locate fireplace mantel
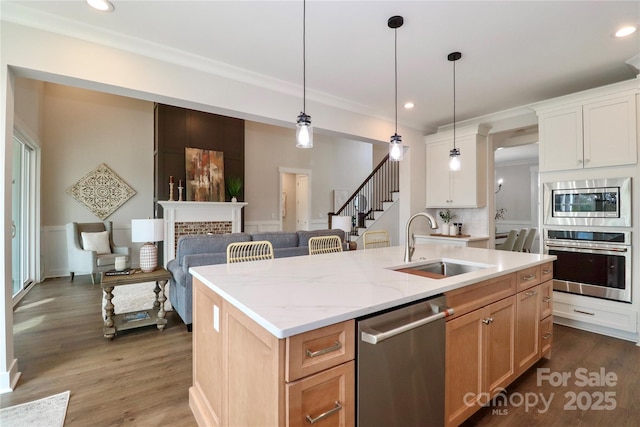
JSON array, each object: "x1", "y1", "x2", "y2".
[{"x1": 159, "y1": 201, "x2": 247, "y2": 264}]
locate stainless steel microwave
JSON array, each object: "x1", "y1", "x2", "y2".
[{"x1": 543, "y1": 177, "x2": 631, "y2": 227}]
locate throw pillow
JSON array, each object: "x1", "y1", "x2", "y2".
[{"x1": 81, "y1": 231, "x2": 112, "y2": 254}]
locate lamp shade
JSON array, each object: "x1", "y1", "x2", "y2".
[
  {"x1": 332, "y1": 216, "x2": 352, "y2": 234},
  {"x1": 131, "y1": 218, "x2": 164, "y2": 243}
]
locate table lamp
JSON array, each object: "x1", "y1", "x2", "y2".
[
  {"x1": 131, "y1": 218, "x2": 164, "y2": 272},
  {"x1": 332, "y1": 216, "x2": 352, "y2": 248}
]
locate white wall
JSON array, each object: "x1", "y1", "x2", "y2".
[
  {"x1": 14, "y1": 78, "x2": 44, "y2": 144},
  {"x1": 39, "y1": 83, "x2": 154, "y2": 277},
  {"x1": 495, "y1": 161, "x2": 537, "y2": 226},
  {"x1": 244, "y1": 121, "x2": 373, "y2": 229}
]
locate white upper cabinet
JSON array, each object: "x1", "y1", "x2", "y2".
[
  {"x1": 425, "y1": 125, "x2": 488, "y2": 208},
  {"x1": 536, "y1": 81, "x2": 638, "y2": 172}
]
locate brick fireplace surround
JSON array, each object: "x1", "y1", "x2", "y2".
[{"x1": 158, "y1": 201, "x2": 247, "y2": 265}]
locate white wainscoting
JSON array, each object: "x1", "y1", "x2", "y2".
[
  {"x1": 42, "y1": 225, "x2": 135, "y2": 279},
  {"x1": 244, "y1": 219, "x2": 330, "y2": 234}
]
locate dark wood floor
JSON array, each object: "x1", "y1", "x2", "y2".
[
  {"x1": 463, "y1": 321, "x2": 640, "y2": 426},
  {"x1": 0, "y1": 275, "x2": 195, "y2": 426},
  {"x1": 2, "y1": 277, "x2": 640, "y2": 426}
]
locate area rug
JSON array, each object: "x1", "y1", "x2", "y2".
[
  {"x1": 101, "y1": 281, "x2": 173, "y2": 319},
  {"x1": 0, "y1": 390, "x2": 70, "y2": 427}
]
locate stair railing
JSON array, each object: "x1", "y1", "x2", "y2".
[{"x1": 329, "y1": 154, "x2": 399, "y2": 238}]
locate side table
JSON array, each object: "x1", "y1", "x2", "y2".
[{"x1": 100, "y1": 267, "x2": 171, "y2": 340}]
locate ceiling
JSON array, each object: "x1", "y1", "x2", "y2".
[{"x1": 2, "y1": 1, "x2": 639, "y2": 133}]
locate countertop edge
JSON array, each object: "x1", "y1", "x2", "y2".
[{"x1": 191, "y1": 251, "x2": 555, "y2": 339}]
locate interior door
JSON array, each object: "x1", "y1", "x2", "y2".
[{"x1": 296, "y1": 174, "x2": 309, "y2": 231}]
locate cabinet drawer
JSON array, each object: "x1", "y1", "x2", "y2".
[
  {"x1": 540, "y1": 315, "x2": 553, "y2": 359},
  {"x1": 554, "y1": 299, "x2": 638, "y2": 333},
  {"x1": 516, "y1": 265, "x2": 540, "y2": 292},
  {"x1": 286, "y1": 320, "x2": 355, "y2": 382},
  {"x1": 540, "y1": 280, "x2": 553, "y2": 319},
  {"x1": 286, "y1": 361, "x2": 355, "y2": 427},
  {"x1": 445, "y1": 273, "x2": 516, "y2": 320},
  {"x1": 540, "y1": 262, "x2": 553, "y2": 283}
]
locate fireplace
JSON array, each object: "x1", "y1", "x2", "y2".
[{"x1": 158, "y1": 201, "x2": 247, "y2": 265}]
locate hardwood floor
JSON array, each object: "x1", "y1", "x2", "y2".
[
  {"x1": 0, "y1": 275, "x2": 195, "y2": 426},
  {"x1": 2, "y1": 277, "x2": 640, "y2": 426},
  {"x1": 463, "y1": 323, "x2": 640, "y2": 426}
]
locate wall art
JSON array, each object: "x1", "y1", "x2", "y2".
[
  {"x1": 185, "y1": 147, "x2": 225, "y2": 202},
  {"x1": 66, "y1": 163, "x2": 136, "y2": 220}
]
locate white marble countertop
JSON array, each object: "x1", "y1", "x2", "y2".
[
  {"x1": 414, "y1": 234, "x2": 490, "y2": 242},
  {"x1": 190, "y1": 244, "x2": 555, "y2": 339}
]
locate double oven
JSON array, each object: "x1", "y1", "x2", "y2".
[{"x1": 543, "y1": 177, "x2": 632, "y2": 303}]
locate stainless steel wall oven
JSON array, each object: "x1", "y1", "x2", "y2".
[{"x1": 544, "y1": 229, "x2": 631, "y2": 303}]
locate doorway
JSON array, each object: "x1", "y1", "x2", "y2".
[
  {"x1": 492, "y1": 126, "x2": 540, "y2": 251},
  {"x1": 279, "y1": 168, "x2": 311, "y2": 232}
]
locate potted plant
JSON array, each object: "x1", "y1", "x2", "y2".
[
  {"x1": 227, "y1": 176, "x2": 243, "y2": 202},
  {"x1": 439, "y1": 209, "x2": 457, "y2": 235}
]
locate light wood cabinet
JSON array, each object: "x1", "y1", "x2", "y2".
[
  {"x1": 425, "y1": 125, "x2": 488, "y2": 208},
  {"x1": 445, "y1": 264, "x2": 553, "y2": 427},
  {"x1": 538, "y1": 91, "x2": 637, "y2": 172},
  {"x1": 445, "y1": 296, "x2": 516, "y2": 427},
  {"x1": 515, "y1": 285, "x2": 540, "y2": 376},
  {"x1": 287, "y1": 362, "x2": 354, "y2": 427},
  {"x1": 190, "y1": 278, "x2": 355, "y2": 427}
]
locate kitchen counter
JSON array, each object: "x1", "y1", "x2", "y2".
[{"x1": 190, "y1": 243, "x2": 554, "y2": 339}]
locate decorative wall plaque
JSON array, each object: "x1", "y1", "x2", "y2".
[{"x1": 66, "y1": 163, "x2": 136, "y2": 220}]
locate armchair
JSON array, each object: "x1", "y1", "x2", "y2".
[{"x1": 66, "y1": 221, "x2": 131, "y2": 284}]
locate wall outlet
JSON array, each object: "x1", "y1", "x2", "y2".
[{"x1": 213, "y1": 305, "x2": 219, "y2": 332}]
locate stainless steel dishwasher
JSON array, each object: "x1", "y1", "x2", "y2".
[{"x1": 356, "y1": 295, "x2": 453, "y2": 427}]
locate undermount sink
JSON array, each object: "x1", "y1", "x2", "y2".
[{"x1": 392, "y1": 259, "x2": 492, "y2": 279}]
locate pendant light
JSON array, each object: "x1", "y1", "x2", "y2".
[
  {"x1": 296, "y1": 0, "x2": 313, "y2": 148},
  {"x1": 448, "y1": 51, "x2": 462, "y2": 171},
  {"x1": 388, "y1": 15, "x2": 404, "y2": 161}
]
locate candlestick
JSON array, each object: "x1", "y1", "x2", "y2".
[
  {"x1": 169, "y1": 176, "x2": 174, "y2": 184},
  {"x1": 178, "y1": 186, "x2": 184, "y2": 202},
  {"x1": 179, "y1": 179, "x2": 183, "y2": 187},
  {"x1": 168, "y1": 183, "x2": 174, "y2": 201}
]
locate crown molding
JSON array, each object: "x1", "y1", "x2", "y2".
[{"x1": 1, "y1": 2, "x2": 427, "y2": 133}]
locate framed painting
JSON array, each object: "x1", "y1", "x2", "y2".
[{"x1": 185, "y1": 148, "x2": 225, "y2": 201}]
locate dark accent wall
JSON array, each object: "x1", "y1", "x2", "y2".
[
  {"x1": 154, "y1": 104, "x2": 245, "y2": 260},
  {"x1": 154, "y1": 103, "x2": 245, "y2": 209}
]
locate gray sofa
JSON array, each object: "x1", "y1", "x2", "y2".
[{"x1": 167, "y1": 229, "x2": 346, "y2": 329}]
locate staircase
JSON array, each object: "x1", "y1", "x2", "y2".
[{"x1": 329, "y1": 154, "x2": 399, "y2": 244}]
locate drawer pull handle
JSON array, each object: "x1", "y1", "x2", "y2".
[
  {"x1": 522, "y1": 274, "x2": 536, "y2": 281},
  {"x1": 306, "y1": 401, "x2": 342, "y2": 424},
  {"x1": 543, "y1": 332, "x2": 552, "y2": 340},
  {"x1": 523, "y1": 290, "x2": 538, "y2": 299},
  {"x1": 574, "y1": 309, "x2": 595, "y2": 316},
  {"x1": 542, "y1": 269, "x2": 552, "y2": 274},
  {"x1": 306, "y1": 341, "x2": 342, "y2": 358},
  {"x1": 543, "y1": 296, "x2": 552, "y2": 302},
  {"x1": 482, "y1": 317, "x2": 494, "y2": 325}
]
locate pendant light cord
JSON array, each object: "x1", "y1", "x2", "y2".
[
  {"x1": 302, "y1": 0, "x2": 306, "y2": 113},
  {"x1": 452, "y1": 58, "x2": 456, "y2": 149},
  {"x1": 394, "y1": 27, "x2": 398, "y2": 135}
]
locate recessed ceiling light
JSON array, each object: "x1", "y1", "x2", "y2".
[
  {"x1": 614, "y1": 25, "x2": 636, "y2": 38},
  {"x1": 404, "y1": 102, "x2": 415, "y2": 109},
  {"x1": 87, "y1": 0, "x2": 114, "y2": 12}
]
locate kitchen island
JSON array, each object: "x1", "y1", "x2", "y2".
[{"x1": 189, "y1": 243, "x2": 555, "y2": 427}]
